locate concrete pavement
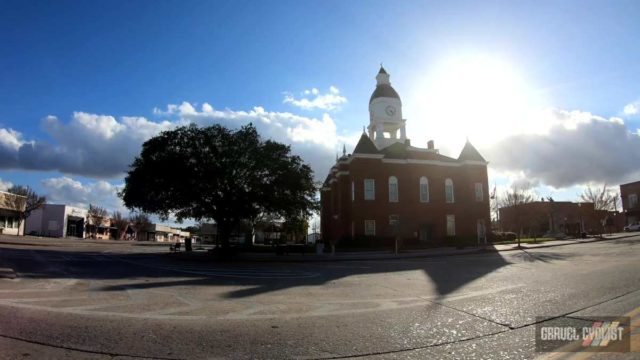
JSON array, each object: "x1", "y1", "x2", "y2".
[{"x1": 0, "y1": 235, "x2": 638, "y2": 359}]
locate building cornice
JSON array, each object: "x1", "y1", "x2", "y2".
[{"x1": 380, "y1": 158, "x2": 488, "y2": 166}]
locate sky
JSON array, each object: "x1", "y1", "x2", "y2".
[{"x1": 1, "y1": 0, "x2": 639, "y2": 223}]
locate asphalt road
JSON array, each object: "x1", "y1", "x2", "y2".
[{"x1": 0, "y1": 236, "x2": 638, "y2": 359}]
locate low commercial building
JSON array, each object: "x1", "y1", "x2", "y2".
[
  {"x1": 499, "y1": 201, "x2": 623, "y2": 237},
  {"x1": 142, "y1": 224, "x2": 190, "y2": 242},
  {"x1": 620, "y1": 181, "x2": 640, "y2": 226},
  {"x1": 200, "y1": 223, "x2": 217, "y2": 244},
  {"x1": 26, "y1": 204, "x2": 88, "y2": 238},
  {"x1": 87, "y1": 217, "x2": 118, "y2": 240},
  {"x1": 0, "y1": 190, "x2": 26, "y2": 236}
]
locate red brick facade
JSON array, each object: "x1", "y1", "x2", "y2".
[
  {"x1": 320, "y1": 136, "x2": 491, "y2": 246},
  {"x1": 620, "y1": 180, "x2": 640, "y2": 225}
]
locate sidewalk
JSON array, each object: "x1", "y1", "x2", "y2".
[{"x1": 170, "y1": 232, "x2": 639, "y2": 263}]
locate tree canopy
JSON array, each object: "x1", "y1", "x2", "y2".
[{"x1": 120, "y1": 124, "x2": 317, "y2": 248}]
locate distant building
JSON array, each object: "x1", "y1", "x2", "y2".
[
  {"x1": 620, "y1": 181, "x2": 640, "y2": 226},
  {"x1": 143, "y1": 224, "x2": 190, "y2": 242},
  {"x1": 306, "y1": 232, "x2": 321, "y2": 244},
  {"x1": 499, "y1": 201, "x2": 623, "y2": 237},
  {"x1": 200, "y1": 223, "x2": 217, "y2": 244},
  {"x1": 0, "y1": 190, "x2": 27, "y2": 236},
  {"x1": 86, "y1": 217, "x2": 118, "y2": 240},
  {"x1": 26, "y1": 204, "x2": 88, "y2": 238},
  {"x1": 321, "y1": 67, "x2": 490, "y2": 247}
]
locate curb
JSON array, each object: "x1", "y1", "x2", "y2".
[
  {"x1": 1, "y1": 233, "x2": 637, "y2": 263},
  {"x1": 170, "y1": 233, "x2": 639, "y2": 263}
]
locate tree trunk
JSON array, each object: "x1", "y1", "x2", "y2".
[{"x1": 215, "y1": 221, "x2": 234, "y2": 260}]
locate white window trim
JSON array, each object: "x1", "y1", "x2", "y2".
[
  {"x1": 445, "y1": 178, "x2": 455, "y2": 203},
  {"x1": 364, "y1": 179, "x2": 375, "y2": 200},
  {"x1": 420, "y1": 177, "x2": 429, "y2": 203},
  {"x1": 447, "y1": 215, "x2": 456, "y2": 236},
  {"x1": 388, "y1": 176, "x2": 399, "y2": 203},
  {"x1": 475, "y1": 183, "x2": 483, "y2": 202},
  {"x1": 364, "y1": 220, "x2": 376, "y2": 236}
]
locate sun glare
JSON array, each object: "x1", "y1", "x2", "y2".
[{"x1": 408, "y1": 54, "x2": 545, "y2": 151}]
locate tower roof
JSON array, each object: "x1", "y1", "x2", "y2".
[
  {"x1": 369, "y1": 84, "x2": 400, "y2": 104},
  {"x1": 370, "y1": 66, "x2": 400, "y2": 104},
  {"x1": 458, "y1": 141, "x2": 486, "y2": 162},
  {"x1": 353, "y1": 133, "x2": 379, "y2": 154}
]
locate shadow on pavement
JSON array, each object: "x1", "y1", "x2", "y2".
[{"x1": 0, "y1": 245, "x2": 574, "y2": 299}]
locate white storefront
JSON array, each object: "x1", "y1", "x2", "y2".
[{"x1": 26, "y1": 204, "x2": 88, "y2": 238}]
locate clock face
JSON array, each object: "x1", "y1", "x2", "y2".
[{"x1": 385, "y1": 105, "x2": 396, "y2": 116}]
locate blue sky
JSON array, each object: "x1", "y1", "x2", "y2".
[{"x1": 1, "y1": 0, "x2": 639, "y2": 219}]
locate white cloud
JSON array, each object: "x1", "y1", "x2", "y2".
[
  {"x1": 283, "y1": 86, "x2": 347, "y2": 111},
  {"x1": 41, "y1": 176, "x2": 125, "y2": 212},
  {"x1": 0, "y1": 112, "x2": 178, "y2": 178},
  {"x1": 0, "y1": 178, "x2": 13, "y2": 191},
  {"x1": 0, "y1": 102, "x2": 358, "y2": 182},
  {"x1": 157, "y1": 101, "x2": 357, "y2": 178},
  {"x1": 623, "y1": 102, "x2": 638, "y2": 116},
  {"x1": 485, "y1": 109, "x2": 640, "y2": 188},
  {"x1": 0, "y1": 128, "x2": 24, "y2": 151}
]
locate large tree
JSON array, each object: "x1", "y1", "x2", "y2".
[
  {"x1": 7, "y1": 185, "x2": 46, "y2": 235},
  {"x1": 129, "y1": 212, "x2": 152, "y2": 240},
  {"x1": 111, "y1": 211, "x2": 130, "y2": 239},
  {"x1": 120, "y1": 124, "x2": 317, "y2": 250},
  {"x1": 580, "y1": 184, "x2": 619, "y2": 211}
]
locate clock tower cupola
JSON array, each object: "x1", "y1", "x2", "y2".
[{"x1": 368, "y1": 65, "x2": 407, "y2": 149}]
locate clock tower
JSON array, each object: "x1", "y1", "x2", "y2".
[{"x1": 368, "y1": 66, "x2": 407, "y2": 149}]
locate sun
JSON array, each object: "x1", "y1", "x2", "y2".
[{"x1": 408, "y1": 54, "x2": 543, "y2": 150}]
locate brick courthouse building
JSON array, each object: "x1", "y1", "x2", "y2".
[{"x1": 321, "y1": 67, "x2": 491, "y2": 247}]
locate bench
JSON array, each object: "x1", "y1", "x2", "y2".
[{"x1": 169, "y1": 243, "x2": 181, "y2": 252}]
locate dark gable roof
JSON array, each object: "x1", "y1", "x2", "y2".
[
  {"x1": 353, "y1": 133, "x2": 379, "y2": 154},
  {"x1": 369, "y1": 84, "x2": 400, "y2": 104},
  {"x1": 378, "y1": 66, "x2": 388, "y2": 74},
  {"x1": 380, "y1": 142, "x2": 408, "y2": 159},
  {"x1": 458, "y1": 141, "x2": 486, "y2": 162},
  {"x1": 322, "y1": 174, "x2": 331, "y2": 187}
]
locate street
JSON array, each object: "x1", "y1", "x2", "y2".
[{"x1": 0, "y1": 236, "x2": 639, "y2": 359}]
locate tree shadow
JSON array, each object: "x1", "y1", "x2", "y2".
[
  {"x1": 0, "y1": 245, "x2": 530, "y2": 299},
  {"x1": 509, "y1": 249, "x2": 576, "y2": 263}
]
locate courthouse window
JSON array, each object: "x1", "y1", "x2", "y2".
[
  {"x1": 388, "y1": 176, "x2": 398, "y2": 202},
  {"x1": 351, "y1": 181, "x2": 355, "y2": 202},
  {"x1": 420, "y1": 177, "x2": 429, "y2": 203},
  {"x1": 475, "y1": 183, "x2": 483, "y2": 202},
  {"x1": 445, "y1": 178, "x2": 455, "y2": 203},
  {"x1": 364, "y1": 179, "x2": 375, "y2": 200},
  {"x1": 446, "y1": 215, "x2": 456, "y2": 236},
  {"x1": 364, "y1": 220, "x2": 376, "y2": 236}
]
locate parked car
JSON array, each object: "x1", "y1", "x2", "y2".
[{"x1": 623, "y1": 223, "x2": 640, "y2": 232}]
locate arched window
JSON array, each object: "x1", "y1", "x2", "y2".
[
  {"x1": 389, "y1": 176, "x2": 399, "y2": 202},
  {"x1": 445, "y1": 178, "x2": 454, "y2": 203},
  {"x1": 419, "y1": 177, "x2": 429, "y2": 203}
]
